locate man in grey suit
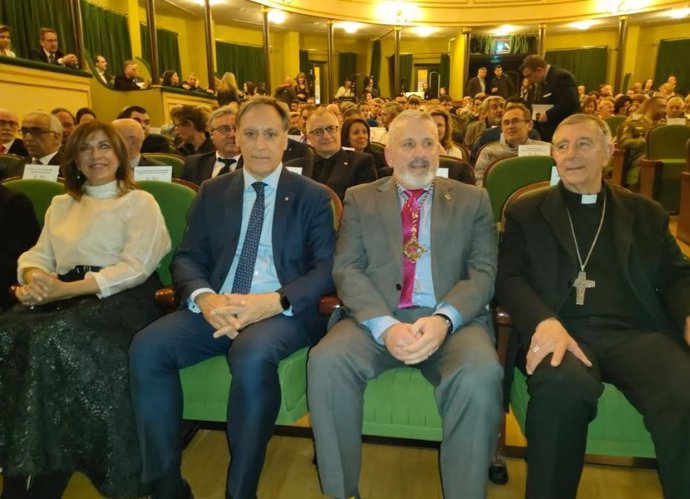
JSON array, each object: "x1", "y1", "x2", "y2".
[{"x1": 308, "y1": 110, "x2": 503, "y2": 499}]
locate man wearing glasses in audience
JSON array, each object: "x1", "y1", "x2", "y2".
[
  {"x1": 286, "y1": 108, "x2": 377, "y2": 201},
  {"x1": 474, "y1": 103, "x2": 550, "y2": 185},
  {"x1": 182, "y1": 106, "x2": 241, "y2": 185},
  {"x1": 2, "y1": 111, "x2": 63, "y2": 179},
  {"x1": 0, "y1": 109, "x2": 28, "y2": 158}
]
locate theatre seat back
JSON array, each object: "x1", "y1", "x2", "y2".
[{"x1": 2, "y1": 178, "x2": 66, "y2": 229}]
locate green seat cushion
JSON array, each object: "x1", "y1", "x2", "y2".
[
  {"x1": 180, "y1": 347, "x2": 309, "y2": 425},
  {"x1": 511, "y1": 369, "x2": 655, "y2": 457},
  {"x1": 362, "y1": 367, "x2": 442, "y2": 441}
]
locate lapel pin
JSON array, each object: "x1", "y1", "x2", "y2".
[
  {"x1": 444, "y1": 193, "x2": 452, "y2": 201},
  {"x1": 284, "y1": 196, "x2": 290, "y2": 201},
  {"x1": 344, "y1": 162, "x2": 349, "y2": 166}
]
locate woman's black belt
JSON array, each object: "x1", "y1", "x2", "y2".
[{"x1": 58, "y1": 265, "x2": 103, "y2": 282}]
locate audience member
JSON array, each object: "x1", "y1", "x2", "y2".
[
  {"x1": 428, "y1": 107, "x2": 463, "y2": 158},
  {"x1": 52, "y1": 107, "x2": 76, "y2": 145},
  {"x1": 597, "y1": 99, "x2": 614, "y2": 118},
  {"x1": 94, "y1": 54, "x2": 111, "y2": 86},
  {"x1": 217, "y1": 72, "x2": 241, "y2": 106},
  {"x1": 182, "y1": 73, "x2": 211, "y2": 93},
  {"x1": 613, "y1": 95, "x2": 632, "y2": 116},
  {"x1": 335, "y1": 78, "x2": 353, "y2": 99},
  {"x1": 294, "y1": 72, "x2": 311, "y2": 102},
  {"x1": 113, "y1": 60, "x2": 142, "y2": 91},
  {"x1": 0, "y1": 25, "x2": 16, "y2": 57},
  {"x1": 170, "y1": 105, "x2": 214, "y2": 157},
  {"x1": 274, "y1": 76, "x2": 297, "y2": 104},
  {"x1": 666, "y1": 96, "x2": 686, "y2": 119},
  {"x1": 1, "y1": 120, "x2": 170, "y2": 499},
  {"x1": 520, "y1": 54, "x2": 581, "y2": 142},
  {"x1": 490, "y1": 64, "x2": 515, "y2": 99},
  {"x1": 326, "y1": 103, "x2": 343, "y2": 123},
  {"x1": 129, "y1": 97, "x2": 335, "y2": 499},
  {"x1": 161, "y1": 70, "x2": 181, "y2": 88},
  {"x1": 422, "y1": 81, "x2": 434, "y2": 100},
  {"x1": 309, "y1": 110, "x2": 502, "y2": 499},
  {"x1": 286, "y1": 107, "x2": 377, "y2": 201},
  {"x1": 31, "y1": 28, "x2": 79, "y2": 68},
  {"x1": 362, "y1": 75, "x2": 379, "y2": 99},
  {"x1": 642, "y1": 78, "x2": 655, "y2": 96},
  {"x1": 464, "y1": 95, "x2": 504, "y2": 148},
  {"x1": 243, "y1": 81, "x2": 256, "y2": 99},
  {"x1": 467, "y1": 66, "x2": 488, "y2": 97},
  {"x1": 112, "y1": 118, "x2": 165, "y2": 169},
  {"x1": 19, "y1": 111, "x2": 63, "y2": 171},
  {"x1": 407, "y1": 96, "x2": 422, "y2": 110},
  {"x1": 377, "y1": 102, "x2": 403, "y2": 145},
  {"x1": 117, "y1": 105, "x2": 173, "y2": 153},
  {"x1": 474, "y1": 104, "x2": 550, "y2": 185},
  {"x1": 497, "y1": 113, "x2": 690, "y2": 499},
  {"x1": 298, "y1": 104, "x2": 318, "y2": 142},
  {"x1": 340, "y1": 117, "x2": 371, "y2": 154},
  {"x1": 76, "y1": 107, "x2": 97, "y2": 124},
  {"x1": 0, "y1": 109, "x2": 28, "y2": 157},
  {"x1": 181, "y1": 106, "x2": 240, "y2": 185},
  {"x1": 684, "y1": 94, "x2": 690, "y2": 116}
]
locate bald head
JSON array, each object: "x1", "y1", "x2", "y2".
[
  {"x1": 0, "y1": 108, "x2": 19, "y2": 144},
  {"x1": 112, "y1": 118, "x2": 145, "y2": 159}
]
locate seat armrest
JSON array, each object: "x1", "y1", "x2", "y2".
[
  {"x1": 638, "y1": 159, "x2": 662, "y2": 200},
  {"x1": 319, "y1": 294, "x2": 342, "y2": 316},
  {"x1": 155, "y1": 286, "x2": 179, "y2": 311}
]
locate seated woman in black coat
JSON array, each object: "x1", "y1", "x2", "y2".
[{"x1": 0, "y1": 121, "x2": 171, "y2": 499}]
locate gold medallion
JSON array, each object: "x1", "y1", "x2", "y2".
[{"x1": 403, "y1": 239, "x2": 426, "y2": 262}]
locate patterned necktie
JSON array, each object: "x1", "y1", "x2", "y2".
[
  {"x1": 398, "y1": 188, "x2": 425, "y2": 309},
  {"x1": 218, "y1": 158, "x2": 236, "y2": 176},
  {"x1": 231, "y1": 182, "x2": 266, "y2": 294},
  {"x1": 49, "y1": 53, "x2": 55, "y2": 64}
]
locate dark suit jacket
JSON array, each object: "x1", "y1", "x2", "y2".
[
  {"x1": 497, "y1": 183, "x2": 690, "y2": 346},
  {"x1": 7, "y1": 139, "x2": 28, "y2": 158},
  {"x1": 0, "y1": 185, "x2": 40, "y2": 309},
  {"x1": 285, "y1": 149, "x2": 377, "y2": 201},
  {"x1": 489, "y1": 75, "x2": 515, "y2": 99},
  {"x1": 31, "y1": 49, "x2": 73, "y2": 67},
  {"x1": 466, "y1": 77, "x2": 486, "y2": 98},
  {"x1": 181, "y1": 151, "x2": 225, "y2": 185},
  {"x1": 536, "y1": 65, "x2": 581, "y2": 142},
  {"x1": 172, "y1": 168, "x2": 336, "y2": 342},
  {"x1": 138, "y1": 155, "x2": 166, "y2": 167},
  {"x1": 6, "y1": 150, "x2": 62, "y2": 179},
  {"x1": 113, "y1": 74, "x2": 140, "y2": 91},
  {"x1": 142, "y1": 134, "x2": 174, "y2": 154}
]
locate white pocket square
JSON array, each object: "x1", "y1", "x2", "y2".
[{"x1": 543, "y1": 92, "x2": 552, "y2": 98}]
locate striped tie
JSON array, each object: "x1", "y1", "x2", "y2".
[{"x1": 231, "y1": 182, "x2": 266, "y2": 294}]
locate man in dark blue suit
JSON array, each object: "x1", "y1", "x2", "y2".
[{"x1": 129, "y1": 97, "x2": 336, "y2": 499}]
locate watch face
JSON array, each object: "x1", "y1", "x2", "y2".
[{"x1": 280, "y1": 293, "x2": 290, "y2": 310}]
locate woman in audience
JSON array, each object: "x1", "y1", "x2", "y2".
[
  {"x1": 170, "y1": 105, "x2": 214, "y2": 157},
  {"x1": 0, "y1": 121, "x2": 170, "y2": 499},
  {"x1": 429, "y1": 106, "x2": 464, "y2": 158},
  {"x1": 161, "y1": 70, "x2": 181, "y2": 88},
  {"x1": 294, "y1": 72, "x2": 311, "y2": 102},
  {"x1": 243, "y1": 81, "x2": 256, "y2": 99},
  {"x1": 76, "y1": 107, "x2": 97, "y2": 124},
  {"x1": 216, "y1": 72, "x2": 241, "y2": 106},
  {"x1": 642, "y1": 78, "x2": 655, "y2": 96},
  {"x1": 614, "y1": 95, "x2": 632, "y2": 116},
  {"x1": 581, "y1": 96, "x2": 597, "y2": 115},
  {"x1": 597, "y1": 98, "x2": 615, "y2": 118},
  {"x1": 0, "y1": 25, "x2": 15, "y2": 57},
  {"x1": 341, "y1": 117, "x2": 372, "y2": 154}
]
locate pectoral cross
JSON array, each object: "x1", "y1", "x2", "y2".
[{"x1": 573, "y1": 271, "x2": 595, "y2": 306}]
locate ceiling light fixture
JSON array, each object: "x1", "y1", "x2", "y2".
[
  {"x1": 338, "y1": 22, "x2": 362, "y2": 33},
  {"x1": 494, "y1": 25, "x2": 514, "y2": 36},
  {"x1": 377, "y1": 1, "x2": 420, "y2": 25},
  {"x1": 668, "y1": 7, "x2": 690, "y2": 18},
  {"x1": 571, "y1": 20, "x2": 596, "y2": 29},
  {"x1": 411, "y1": 26, "x2": 436, "y2": 37},
  {"x1": 267, "y1": 9, "x2": 286, "y2": 24}
]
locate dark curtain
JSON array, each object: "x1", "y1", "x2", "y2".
[
  {"x1": 387, "y1": 54, "x2": 413, "y2": 95},
  {"x1": 299, "y1": 49, "x2": 309, "y2": 75},
  {"x1": 470, "y1": 34, "x2": 537, "y2": 55},
  {"x1": 338, "y1": 52, "x2": 357, "y2": 86},
  {"x1": 140, "y1": 24, "x2": 181, "y2": 80},
  {"x1": 654, "y1": 38, "x2": 690, "y2": 95},
  {"x1": 215, "y1": 41, "x2": 265, "y2": 86},
  {"x1": 0, "y1": 0, "x2": 74, "y2": 59},
  {"x1": 440, "y1": 53, "x2": 450, "y2": 90},
  {"x1": 545, "y1": 47, "x2": 607, "y2": 94},
  {"x1": 370, "y1": 40, "x2": 381, "y2": 83},
  {"x1": 80, "y1": 1, "x2": 131, "y2": 75}
]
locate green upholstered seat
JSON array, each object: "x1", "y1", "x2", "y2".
[
  {"x1": 603, "y1": 115, "x2": 626, "y2": 139},
  {"x1": 484, "y1": 155, "x2": 555, "y2": 224},
  {"x1": 1, "y1": 178, "x2": 66, "y2": 229},
  {"x1": 137, "y1": 180, "x2": 197, "y2": 286},
  {"x1": 142, "y1": 152, "x2": 185, "y2": 178},
  {"x1": 510, "y1": 369, "x2": 655, "y2": 458},
  {"x1": 362, "y1": 367, "x2": 442, "y2": 441},
  {"x1": 180, "y1": 348, "x2": 311, "y2": 424},
  {"x1": 0, "y1": 153, "x2": 26, "y2": 180}
]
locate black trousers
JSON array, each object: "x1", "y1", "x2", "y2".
[{"x1": 524, "y1": 328, "x2": 690, "y2": 499}]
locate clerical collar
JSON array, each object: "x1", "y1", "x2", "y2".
[
  {"x1": 84, "y1": 180, "x2": 119, "y2": 198},
  {"x1": 560, "y1": 182, "x2": 604, "y2": 207}
]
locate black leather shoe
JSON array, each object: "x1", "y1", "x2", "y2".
[{"x1": 151, "y1": 477, "x2": 194, "y2": 499}]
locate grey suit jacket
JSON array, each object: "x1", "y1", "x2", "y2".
[{"x1": 334, "y1": 176, "x2": 497, "y2": 325}]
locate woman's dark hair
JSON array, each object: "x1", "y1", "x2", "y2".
[
  {"x1": 245, "y1": 81, "x2": 255, "y2": 96},
  {"x1": 613, "y1": 95, "x2": 632, "y2": 114},
  {"x1": 162, "y1": 70, "x2": 177, "y2": 86},
  {"x1": 340, "y1": 117, "x2": 370, "y2": 150},
  {"x1": 61, "y1": 121, "x2": 136, "y2": 200}
]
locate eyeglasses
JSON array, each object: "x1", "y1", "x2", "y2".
[
  {"x1": 0, "y1": 119, "x2": 18, "y2": 128},
  {"x1": 211, "y1": 125, "x2": 235, "y2": 135},
  {"x1": 308, "y1": 125, "x2": 339, "y2": 137},
  {"x1": 20, "y1": 127, "x2": 56, "y2": 137},
  {"x1": 501, "y1": 118, "x2": 530, "y2": 127}
]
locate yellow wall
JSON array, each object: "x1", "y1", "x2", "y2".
[{"x1": 634, "y1": 20, "x2": 690, "y2": 85}]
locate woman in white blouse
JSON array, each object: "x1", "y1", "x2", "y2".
[
  {"x1": 428, "y1": 106, "x2": 464, "y2": 159},
  {"x1": 0, "y1": 121, "x2": 171, "y2": 499}
]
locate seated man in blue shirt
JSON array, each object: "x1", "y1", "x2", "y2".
[
  {"x1": 308, "y1": 110, "x2": 503, "y2": 499},
  {"x1": 129, "y1": 97, "x2": 336, "y2": 499}
]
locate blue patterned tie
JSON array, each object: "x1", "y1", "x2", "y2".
[{"x1": 232, "y1": 182, "x2": 266, "y2": 294}]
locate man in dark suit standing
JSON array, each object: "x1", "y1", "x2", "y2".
[
  {"x1": 466, "y1": 66, "x2": 488, "y2": 98},
  {"x1": 0, "y1": 109, "x2": 28, "y2": 157},
  {"x1": 308, "y1": 110, "x2": 502, "y2": 499},
  {"x1": 520, "y1": 54, "x2": 580, "y2": 142},
  {"x1": 129, "y1": 97, "x2": 336, "y2": 499},
  {"x1": 182, "y1": 106, "x2": 241, "y2": 185},
  {"x1": 497, "y1": 114, "x2": 690, "y2": 499},
  {"x1": 30, "y1": 28, "x2": 79, "y2": 68},
  {"x1": 286, "y1": 107, "x2": 377, "y2": 201},
  {"x1": 489, "y1": 64, "x2": 515, "y2": 99},
  {"x1": 113, "y1": 60, "x2": 142, "y2": 91}
]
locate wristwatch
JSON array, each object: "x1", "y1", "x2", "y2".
[
  {"x1": 278, "y1": 292, "x2": 291, "y2": 311},
  {"x1": 435, "y1": 313, "x2": 454, "y2": 335}
]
